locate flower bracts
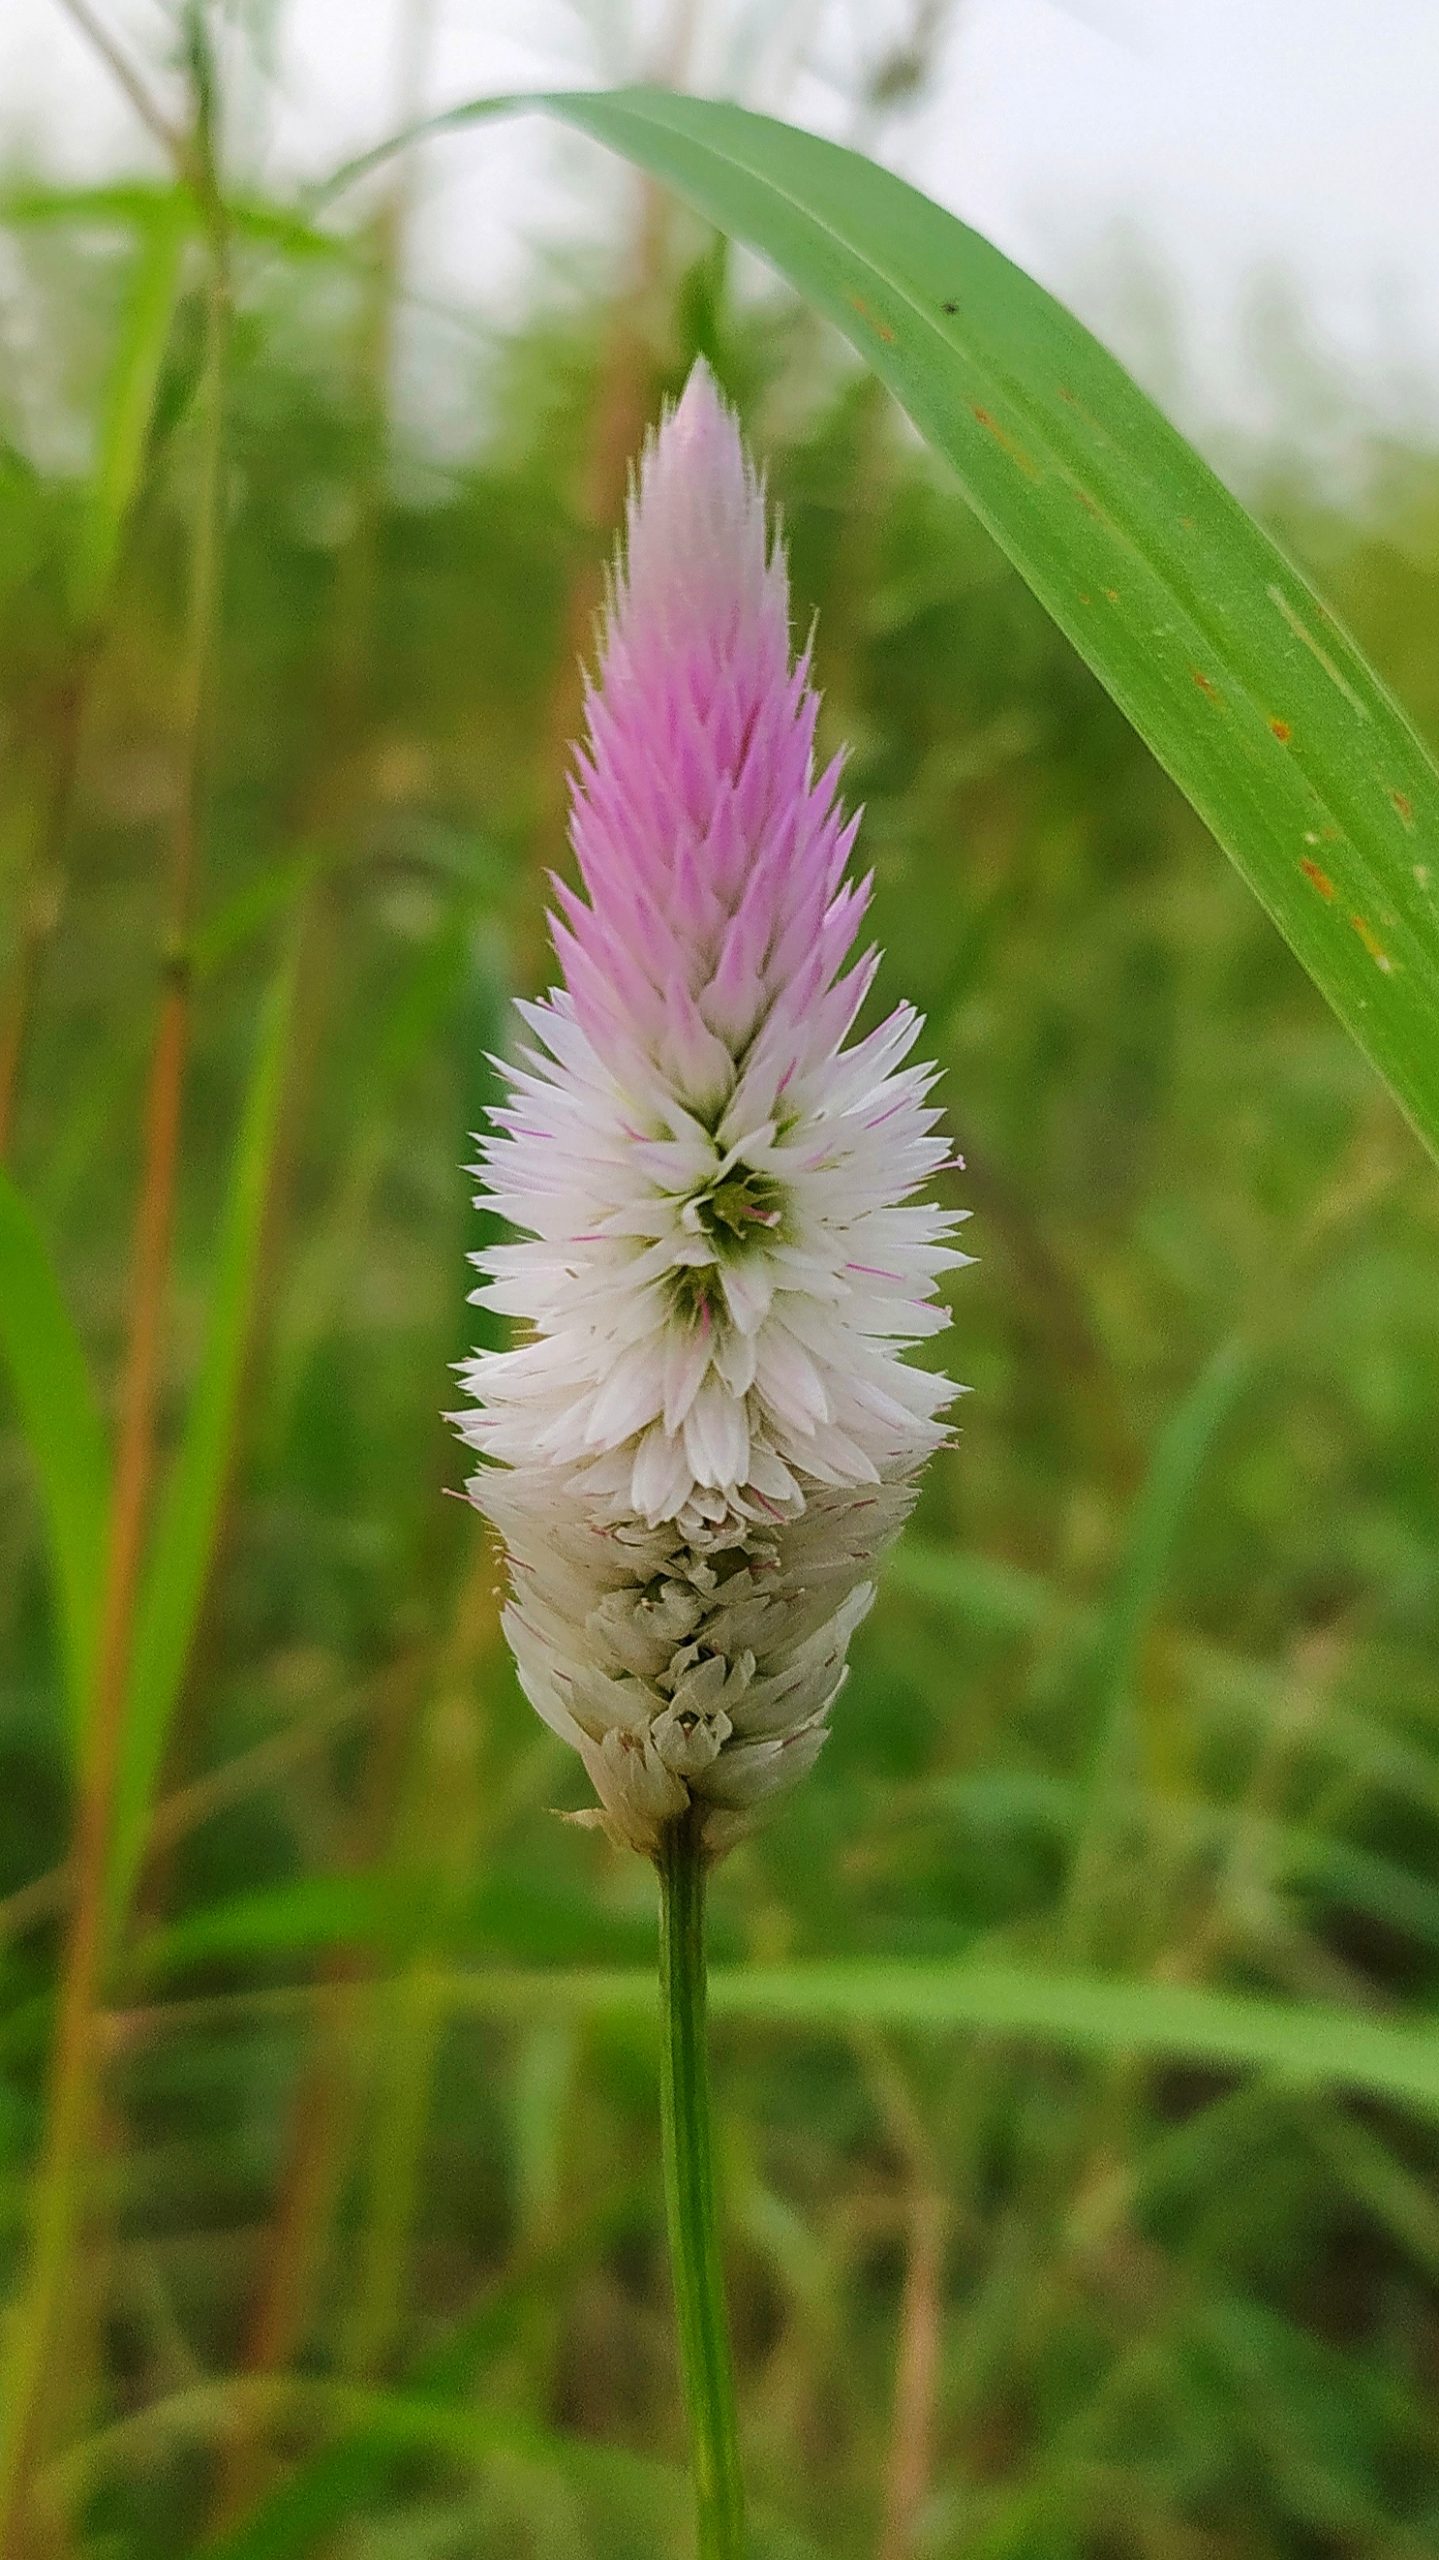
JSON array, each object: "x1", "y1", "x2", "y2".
[{"x1": 456, "y1": 364, "x2": 966, "y2": 1856}]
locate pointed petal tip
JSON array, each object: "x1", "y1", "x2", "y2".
[
  {"x1": 670, "y1": 353, "x2": 728, "y2": 434},
  {"x1": 615, "y1": 359, "x2": 770, "y2": 625},
  {"x1": 648, "y1": 354, "x2": 744, "y2": 493}
]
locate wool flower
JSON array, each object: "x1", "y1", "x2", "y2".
[{"x1": 456, "y1": 362, "x2": 968, "y2": 1857}]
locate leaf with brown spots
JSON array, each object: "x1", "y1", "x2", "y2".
[{"x1": 326, "y1": 86, "x2": 1439, "y2": 1163}]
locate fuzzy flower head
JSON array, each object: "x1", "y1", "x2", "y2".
[{"x1": 457, "y1": 363, "x2": 968, "y2": 1856}]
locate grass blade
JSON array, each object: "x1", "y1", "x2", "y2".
[
  {"x1": 50, "y1": 2375, "x2": 679, "y2": 2546},
  {"x1": 191, "y1": 2194, "x2": 650, "y2": 2560},
  {"x1": 131, "y1": 1960, "x2": 1439, "y2": 2130},
  {"x1": 0, "y1": 1175, "x2": 109, "y2": 1736},
  {"x1": 906, "y1": 1773, "x2": 1439, "y2": 1963},
  {"x1": 329, "y1": 88, "x2": 1439, "y2": 1158},
  {"x1": 69, "y1": 199, "x2": 188, "y2": 624},
  {"x1": 1063, "y1": 1339, "x2": 1253, "y2": 1951},
  {"x1": 886, "y1": 1541, "x2": 1439, "y2": 1826},
  {"x1": 429, "y1": 1962, "x2": 1439, "y2": 2124},
  {"x1": 108, "y1": 944, "x2": 300, "y2": 1918},
  {"x1": 0, "y1": 179, "x2": 350, "y2": 265}
]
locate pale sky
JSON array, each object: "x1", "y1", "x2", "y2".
[{"x1": 1, "y1": 0, "x2": 1436, "y2": 460}]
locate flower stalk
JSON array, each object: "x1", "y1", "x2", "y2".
[
  {"x1": 459, "y1": 364, "x2": 966, "y2": 2557},
  {"x1": 657, "y1": 1811, "x2": 746, "y2": 2560}
]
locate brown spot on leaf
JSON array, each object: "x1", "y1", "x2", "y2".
[
  {"x1": 1269, "y1": 718, "x2": 1292, "y2": 742},
  {"x1": 847, "y1": 294, "x2": 895, "y2": 344},
  {"x1": 1190, "y1": 668, "x2": 1221, "y2": 701},
  {"x1": 1350, "y1": 913, "x2": 1394, "y2": 970},
  {"x1": 971, "y1": 406, "x2": 1038, "y2": 478},
  {"x1": 1300, "y1": 859, "x2": 1335, "y2": 900},
  {"x1": 1391, "y1": 787, "x2": 1415, "y2": 827},
  {"x1": 1103, "y1": 587, "x2": 1119, "y2": 604}
]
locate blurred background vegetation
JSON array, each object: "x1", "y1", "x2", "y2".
[{"x1": 3, "y1": 4, "x2": 1439, "y2": 2555}]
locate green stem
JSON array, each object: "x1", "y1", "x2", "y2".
[
  {"x1": 0, "y1": 48, "x2": 230, "y2": 2547},
  {"x1": 657, "y1": 1810, "x2": 745, "y2": 2560}
]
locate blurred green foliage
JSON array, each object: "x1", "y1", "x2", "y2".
[{"x1": 2, "y1": 134, "x2": 1439, "y2": 2560}]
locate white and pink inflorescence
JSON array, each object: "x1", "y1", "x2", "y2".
[{"x1": 456, "y1": 362, "x2": 969, "y2": 1857}]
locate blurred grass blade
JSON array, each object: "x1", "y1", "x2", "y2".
[
  {"x1": 437, "y1": 1963, "x2": 1439, "y2": 2122},
  {"x1": 0, "y1": 1174, "x2": 109, "y2": 1735},
  {"x1": 1079, "y1": 1340, "x2": 1253, "y2": 1740},
  {"x1": 193, "y1": 2193, "x2": 649, "y2": 2560},
  {"x1": 109, "y1": 944, "x2": 300, "y2": 1918},
  {"x1": 192, "y1": 846, "x2": 332, "y2": 977},
  {"x1": 265, "y1": 909, "x2": 477, "y2": 1446},
  {"x1": 330, "y1": 87, "x2": 1439, "y2": 1159},
  {"x1": 55, "y1": 2377, "x2": 680, "y2": 2542},
  {"x1": 887, "y1": 1541, "x2": 1439, "y2": 1825},
  {"x1": 915, "y1": 1773, "x2": 1439, "y2": 1960},
  {"x1": 134, "y1": 1874, "x2": 403, "y2": 1970},
  {"x1": 69, "y1": 199, "x2": 188, "y2": 623},
  {"x1": 1063, "y1": 1339, "x2": 1253, "y2": 1949},
  {"x1": 886, "y1": 1542, "x2": 1077, "y2": 1645},
  {"x1": 0, "y1": 178, "x2": 349, "y2": 264},
  {"x1": 41, "y1": 848, "x2": 333, "y2": 1231}
]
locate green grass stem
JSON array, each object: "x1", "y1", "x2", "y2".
[{"x1": 657, "y1": 1812, "x2": 746, "y2": 2560}]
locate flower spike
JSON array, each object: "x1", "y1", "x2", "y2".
[{"x1": 457, "y1": 362, "x2": 968, "y2": 1857}]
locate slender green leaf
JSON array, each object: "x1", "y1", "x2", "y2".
[
  {"x1": 191, "y1": 846, "x2": 333, "y2": 977},
  {"x1": 264, "y1": 909, "x2": 480, "y2": 1450},
  {"x1": 132, "y1": 1874, "x2": 401, "y2": 1970},
  {"x1": 909, "y1": 1771, "x2": 1439, "y2": 1957},
  {"x1": 41, "y1": 838, "x2": 488, "y2": 1231},
  {"x1": 1084, "y1": 1341, "x2": 1253, "y2": 1736},
  {"x1": 888, "y1": 1539, "x2": 1439, "y2": 1825},
  {"x1": 70, "y1": 202, "x2": 187, "y2": 622},
  {"x1": 119, "y1": 1955, "x2": 1439, "y2": 2137},
  {"x1": 1196, "y1": 2296, "x2": 1439, "y2": 2515},
  {"x1": 0, "y1": 179, "x2": 348, "y2": 264},
  {"x1": 0, "y1": 180, "x2": 197, "y2": 232},
  {"x1": 132, "y1": 1864, "x2": 662, "y2": 1977},
  {"x1": 886, "y1": 1541, "x2": 1077, "y2": 1645},
  {"x1": 158, "y1": 1550, "x2": 1428, "y2": 1985},
  {"x1": 0, "y1": 1174, "x2": 109, "y2": 1730},
  {"x1": 329, "y1": 88, "x2": 1439, "y2": 1157},
  {"x1": 1302, "y1": 2110, "x2": 1439, "y2": 2281},
  {"x1": 192, "y1": 2192, "x2": 651, "y2": 2560},
  {"x1": 108, "y1": 944, "x2": 300, "y2": 1917},
  {"x1": 1063, "y1": 1339, "x2": 1253, "y2": 1949},
  {"x1": 41, "y1": 848, "x2": 331, "y2": 1230},
  {"x1": 51, "y1": 2374, "x2": 679, "y2": 2540},
  {"x1": 426, "y1": 1962, "x2": 1439, "y2": 2123}
]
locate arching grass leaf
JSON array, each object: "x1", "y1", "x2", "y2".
[{"x1": 327, "y1": 88, "x2": 1439, "y2": 1159}]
